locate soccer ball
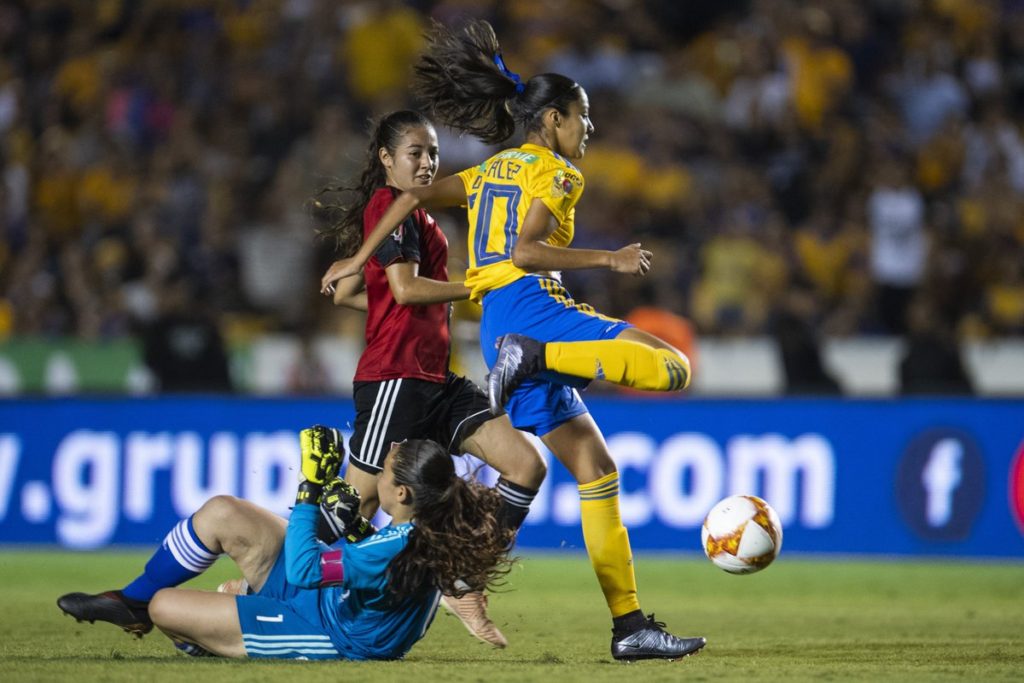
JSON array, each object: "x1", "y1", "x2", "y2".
[{"x1": 701, "y1": 495, "x2": 783, "y2": 574}]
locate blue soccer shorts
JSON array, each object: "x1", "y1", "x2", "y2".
[
  {"x1": 479, "y1": 274, "x2": 632, "y2": 436},
  {"x1": 235, "y1": 551, "x2": 340, "y2": 660}
]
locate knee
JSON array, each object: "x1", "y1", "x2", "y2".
[
  {"x1": 657, "y1": 347, "x2": 691, "y2": 391},
  {"x1": 676, "y1": 349, "x2": 692, "y2": 383},
  {"x1": 573, "y1": 451, "x2": 617, "y2": 484},
  {"x1": 503, "y1": 443, "x2": 548, "y2": 490},
  {"x1": 148, "y1": 589, "x2": 176, "y2": 629},
  {"x1": 521, "y1": 451, "x2": 548, "y2": 489},
  {"x1": 588, "y1": 459, "x2": 617, "y2": 482},
  {"x1": 197, "y1": 495, "x2": 244, "y2": 527},
  {"x1": 667, "y1": 346, "x2": 690, "y2": 368},
  {"x1": 193, "y1": 495, "x2": 245, "y2": 549}
]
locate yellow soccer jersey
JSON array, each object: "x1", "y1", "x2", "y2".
[{"x1": 457, "y1": 143, "x2": 585, "y2": 301}]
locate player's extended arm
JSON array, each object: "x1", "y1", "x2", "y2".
[
  {"x1": 284, "y1": 504, "x2": 344, "y2": 588},
  {"x1": 385, "y1": 261, "x2": 470, "y2": 305},
  {"x1": 332, "y1": 272, "x2": 367, "y2": 311},
  {"x1": 320, "y1": 176, "x2": 468, "y2": 294},
  {"x1": 285, "y1": 426, "x2": 346, "y2": 588},
  {"x1": 511, "y1": 201, "x2": 652, "y2": 275}
]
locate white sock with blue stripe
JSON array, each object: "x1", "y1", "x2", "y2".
[{"x1": 122, "y1": 516, "x2": 220, "y2": 602}]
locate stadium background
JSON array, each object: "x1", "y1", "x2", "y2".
[{"x1": 0, "y1": 0, "x2": 1022, "y2": 561}]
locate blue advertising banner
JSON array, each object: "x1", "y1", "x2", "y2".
[{"x1": 1, "y1": 397, "x2": 1022, "y2": 557}]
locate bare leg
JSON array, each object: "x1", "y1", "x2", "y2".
[
  {"x1": 140, "y1": 495, "x2": 288, "y2": 657},
  {"x1": 189, "y1": 495, "x2": 286, "y2": 593},
  {"x1": 460, "y1": 414, "x2": 547, "y2": 489},
  {"x1": 149, "y1": 589, "x2": 246, "y2": 657},
  {"x1": 342, "y1": 464, "x2": 382, "y2": 520},
  {"x1": 540, "y1": 413, "x2": 616, "y2": 485}
]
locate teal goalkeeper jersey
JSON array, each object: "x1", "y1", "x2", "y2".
[{"x1": 286, "y1": 505, "x2": 442, "y2": 660}]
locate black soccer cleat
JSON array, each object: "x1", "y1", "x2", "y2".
[
  {"x1": 610, "y1": 614, "x2": 706, "y2": 662},
  {"x1": 57, "y1": 590, "x2": 153, "y2": 637},
  {"x1": 487, "y1": 334, "x2": 546, "y2": 414}
]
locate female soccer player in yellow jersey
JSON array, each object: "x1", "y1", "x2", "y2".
[{"x1": 320, "y1": 20, "x2": 704, "y2": 661}]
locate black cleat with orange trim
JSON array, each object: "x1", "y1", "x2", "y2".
[{"x1": 57, "y1": 590, "x2": 153, "y2": 637}]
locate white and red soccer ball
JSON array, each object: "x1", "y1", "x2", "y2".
[{"x1": 702, "y1": 495, "x2": 783, "y2": 574}]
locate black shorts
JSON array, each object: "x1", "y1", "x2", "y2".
[{"x1": 347, "y1": 373, "x2": 498, "y2": 474}]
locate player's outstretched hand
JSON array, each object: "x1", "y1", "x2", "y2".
[
  {"x1": 609, "y1": 243, "x2": 652, "y2": 276},
  {"x1": 296, "y1": 426, "x2": 343, "y2": 505},
  {"x1": 321, "y1": 258, "x2": 363, "y2": 295},
  {"x1": 299, "y1": 425, "x2": 343, "y2": 485}
]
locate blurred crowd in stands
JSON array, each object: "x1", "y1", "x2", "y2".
[{"x1": 1, "y1": 0, "x2": 1022, "y2": 393}]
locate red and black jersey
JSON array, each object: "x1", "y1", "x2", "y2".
[{"x1": 354, "y1": 187, "x2": 451, "y2": 383}]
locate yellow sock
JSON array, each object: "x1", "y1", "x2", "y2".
[
  {"x1": 545, "y1": 340, "x2": 690, "y2": 391},
  {"x1": 578, "y1": 472, "x2": 641, "y2": 618}
]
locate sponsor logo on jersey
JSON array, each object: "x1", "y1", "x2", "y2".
[
  {"x1": 497, "y1": 150, "x2": 539, "y2": 163},
  {"x1": 551, "y1": 170, "x2": 574, "y2": 198}
]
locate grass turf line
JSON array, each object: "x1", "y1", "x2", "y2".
[{"x1": 1, "y1": 551, "x2": 1021, "y2": 682}]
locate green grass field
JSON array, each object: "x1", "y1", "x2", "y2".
[{"x1": 1, "y1": 550, "x2": 1022, "y2": 682}]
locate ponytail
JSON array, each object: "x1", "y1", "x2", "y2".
[
  {"x1": 413, "y1": 19, "x2": 582, "y2": 145},
  {"x1": 385, "y1": 440, "x2": 514, "y2": 599},
  {"x1": 313, "y1": 110, "x2": 434, "y2": 255}
]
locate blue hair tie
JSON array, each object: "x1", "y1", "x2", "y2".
[{"x1": 493, "y1": 53, "x2": 526, "y2": 94}]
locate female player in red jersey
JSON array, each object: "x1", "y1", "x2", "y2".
[
  {"x1": 316, "y1": 110, "x2": 546, "y2": 648},
  {"x1": 319, "y1": 22, "x2": 704, "y2": 662}
]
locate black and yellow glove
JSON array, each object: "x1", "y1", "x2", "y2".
[
  {"x1": 295, "y1": 425, "x2": 343, "y2": 506},
  {"x1": 318, "y1": 477, "x2": 377, "y2": 544}
]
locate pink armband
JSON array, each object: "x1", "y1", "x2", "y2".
[{"x1": 320, "y1": 549, "x2": 344, "y2": 586}]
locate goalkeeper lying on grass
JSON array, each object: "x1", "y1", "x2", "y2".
[{"x1": 57, "y1": 427, "x2": 514, "y2": 660}]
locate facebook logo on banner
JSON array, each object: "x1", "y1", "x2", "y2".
[{"x1": 896, "y1": 429, "x2": 985, "y2": 542}]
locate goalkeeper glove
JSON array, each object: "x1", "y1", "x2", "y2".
[
  {"x1": 295, "y1": 425, "x2": 343, "y2": 505},
  {"x1": 319, "y1": 477, "x2": 377, "y2": 543},
  {"x1": 317, "y1": 509, "x2": 376, "y2": 544},
  {"x1": 343, "y1": 515, "x2": 376, "y2": 544}
]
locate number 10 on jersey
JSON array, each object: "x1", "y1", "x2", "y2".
[{"x1": 470, "y1": 183, "x2": 523, "y2": 265}]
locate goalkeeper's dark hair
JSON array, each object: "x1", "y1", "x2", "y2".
[
  {"x1": 311, "y1": 110, "x2": 434, "y2": 256},
  {"x1": 413, "y1": 19, "x2": 582, "y2": 145},
  {"x1": 386, "y1": 439, "x2": 514, "y2": 599}
]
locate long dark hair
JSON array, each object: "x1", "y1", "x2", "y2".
[
  {"x1": 413, "y1": 19, "x2": 581, "y2": 145},
  {"x1": 313, "y1": 110, "x2": 435, "y2": 256},
  {"x1": 386, "y1": 439, "x2": 514, "y2": 599}
]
